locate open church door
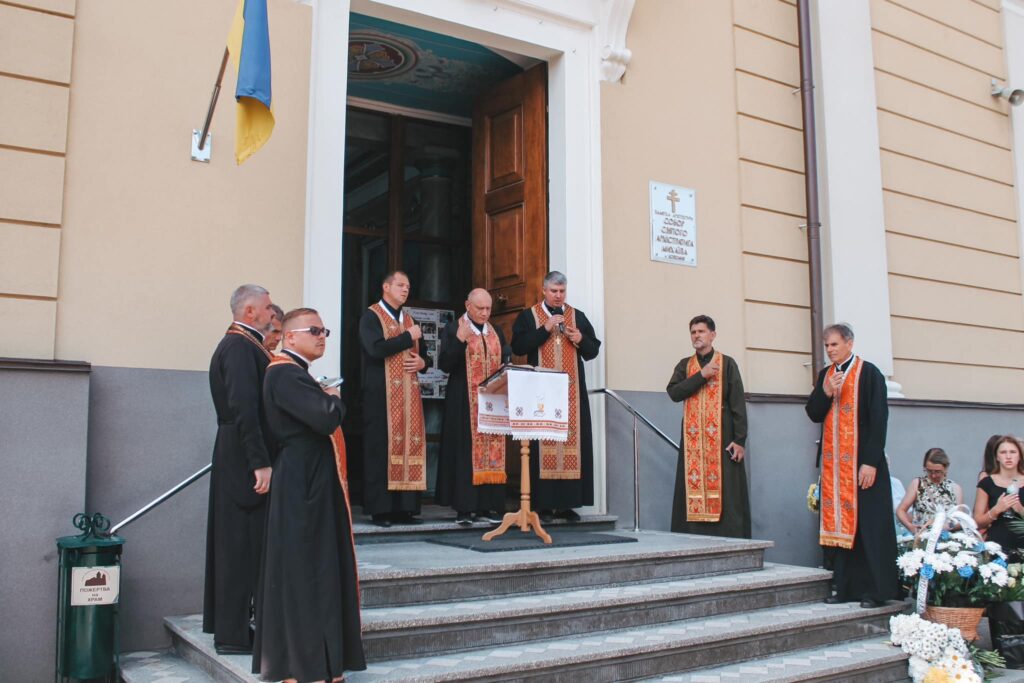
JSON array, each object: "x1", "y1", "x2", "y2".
[{"x1": 471, "y1": 63, "x2": 548, "y2": 348}]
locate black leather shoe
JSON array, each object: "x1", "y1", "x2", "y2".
[
  {"x1": 215, "y1": 643, "x2": 252, "y2": 655},
  {"x1": 455, "y1": 513, "x2": 473, "y2": 526},
  {"x1": 539, "y1": 510, "x2": 554, "y2": 523},
  {"x1": 823, "y1": 595, "x2": 843, "y2": 604},
  {"x1": 860, "y1": 598, "x2": 884, "y2": 608},
  {"x1": 371, "y1": 514, "x2": 392, "y2": 528},
  {"x1": 393, "y1": 512, "x2": 423, "y2": 525},
  {"x1": 558, "y1": 509, "x2": 582, "y2": 522}
]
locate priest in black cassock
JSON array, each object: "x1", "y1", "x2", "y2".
[
  {"x1": 511, "y1": 271, "x2": 601, "y2": 522},
  {"x1": 204, "y1": 284, "x2": 276, "y2": 654},
  {"x1": 254, "y1": 308, "x2": 365, "y2": 682},
  {"x1": 359, "y1": 271, "x2": 426, "y2": 527},
  {"x1": 437, "y1": 288, "x2": 511, "y2": 525},
  {"x1": 666, "y1": 315, "x2": 750, "y2": 539},
  {"x1": 806, "y1": 323, "x2": 898, "y2": 608}
]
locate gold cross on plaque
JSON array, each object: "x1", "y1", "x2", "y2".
[{"x1": 667, "y1": 189, "x2": 680, "y2": 213}]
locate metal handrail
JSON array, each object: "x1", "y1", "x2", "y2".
[
  {"x1": 108, "y1": 463, "x2": 212, "y2": 535},
  {"x1": 590, "y1": 388, "x2": 679, "y2": 533}
]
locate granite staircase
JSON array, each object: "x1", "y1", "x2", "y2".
[{"x1": 121, "y1": 513, "x2": 909, "y2": 683}]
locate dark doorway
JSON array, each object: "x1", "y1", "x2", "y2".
[{"x1": 341, "y1": 108, "x2": 473, "y2": 501}]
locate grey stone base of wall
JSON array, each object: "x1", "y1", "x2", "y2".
[
  {"x1": 85, "y1": 366, "x2": 215, "y2": 654},
  {"x1": 603, "y1": 389, "x2": 1024, "y2": 568},
  {"x1": 1, "y1": 362, "x2": 90, "y2": 683}
]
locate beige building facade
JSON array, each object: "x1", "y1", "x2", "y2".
[
  {"x1": 3, "y1": 0, "x2": 1024, "y2": 677},
  {"x1": 4, "y1": 0, "x2": 1022, "y2": 397}
]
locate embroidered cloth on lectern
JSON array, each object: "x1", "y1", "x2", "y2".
[{"x1": 477, "y1": 369, "x2": 569, "y2": 442}]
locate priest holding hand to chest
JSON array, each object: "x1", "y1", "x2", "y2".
[
  {"x1": 436, "y1": 288, "x2": 511, "y2": 525},
  {"x1": 805, "y1": 323, "x2": 898, "y2": 609},
  {"x1": 666, "y1": 315, "x2": 750, "y2": 539},
  {"x1": 511, "y1": 271, "x2": 601, "y2": 523}
]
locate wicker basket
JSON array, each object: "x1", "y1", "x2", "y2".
[{"x1": 924, "y1": 605, "x2": 987, "y2": 641}]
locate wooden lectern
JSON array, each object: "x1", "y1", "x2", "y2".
[{"x1": 476, "y1": 366, "x2": 570, "y2": 545}]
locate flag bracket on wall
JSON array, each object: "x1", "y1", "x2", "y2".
[{"x1": 191, "y1": 130, "x2": 212, "y2": 163}]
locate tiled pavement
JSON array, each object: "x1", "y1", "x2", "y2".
[{"x1": 120, "y1": 648, "x2": 217, "y2": 683}]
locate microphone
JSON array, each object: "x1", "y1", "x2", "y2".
[{"x1": 552, "y1": 307, "x2": 565, "y2": 334}]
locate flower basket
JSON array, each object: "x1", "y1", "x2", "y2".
[{"x1": 924, "y1": 605, "x2": 986, "y2": 642}]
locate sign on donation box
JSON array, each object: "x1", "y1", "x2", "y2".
[
  {"x1": 70, "y1": 566, "x2": 120, "y2": 606},
  {"x1": 649, "y1": 181, "x2": 697, "y2": 267}
]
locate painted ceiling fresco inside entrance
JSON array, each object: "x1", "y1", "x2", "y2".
[{"x1": 347, "y1": 13, "x2": 526, "y2": 118}]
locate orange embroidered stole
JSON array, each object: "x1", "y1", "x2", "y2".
[
  {"x1": 369, "y1": 303, "x2": 427, "y2": 492},
  {"x1": 683, "y1": 352, "x2": 725, "y2": 523},
  {"x1": 820, "y1": 357, "x2": 863, "y2": 550},
  {"x1": 531, "y1": 303, "x2": 581, "y2": 480},
  {"x1": 466, "y1": 323, "x2": 506, "y2": 485},
  {"x1": 226, "y1": 323, "x2": 273, "y2": 360},
  {"x1": 266, "y1": 354, "x2": 361, "y2": 616}
]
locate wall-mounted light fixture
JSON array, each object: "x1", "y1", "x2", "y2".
[{"x1": 992, "y1": 78, "x2": 1024, "y2": 106}]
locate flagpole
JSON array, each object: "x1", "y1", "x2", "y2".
[{"x1": 198, "y1": 48, "x2": 230, "y2": 152}]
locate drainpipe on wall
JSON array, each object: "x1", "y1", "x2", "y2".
[{"x1": 796, "y1": 0, "x2": 824, "y2": 378}]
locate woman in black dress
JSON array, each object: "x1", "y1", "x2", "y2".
[{"x1": 974, "y1": 435, "x2": 1024, "y2": 557}]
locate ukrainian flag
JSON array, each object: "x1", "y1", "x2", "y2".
[{"x1": 226, "y1": 0, "x2": 274, "y2": 164}]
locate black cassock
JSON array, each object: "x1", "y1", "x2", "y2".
[
  {"x1": 666, "y1": 352, "x2": 750, "y2": 539},
  {"x1": 358, "y1": 306, "x2": 420, "y2": 517},
  {"x1": 204, "y1": 325, "x2": 273, "y2": 649},
  {"x1": 253, "y1": 350, "x2": 365, "y2": 681},
  {"x1": 511, "y1": 306, "x2": 601, "y2": 510},
  {"x1": 806, "y1": 357, "x2": 899, "y2": 603},
  {"x1": 436, "y1": 319, "x2": 511, "y2": 515}
]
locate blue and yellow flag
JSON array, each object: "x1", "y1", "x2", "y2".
[{"x1": 226, "y1": 0, "x2": 274, "y2": 164}]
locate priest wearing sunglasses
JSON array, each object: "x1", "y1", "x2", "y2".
[{"x1": 254, "y1": 308, "x2": 365, "y2": 682}]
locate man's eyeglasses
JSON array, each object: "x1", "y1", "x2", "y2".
[{"x1": 292, "y1": 326, "x2": 331, "y2": 338}]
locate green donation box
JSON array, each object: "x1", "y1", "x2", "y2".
[{"x1": 56, "y1": 513, "x2": 124, "y2": 682}]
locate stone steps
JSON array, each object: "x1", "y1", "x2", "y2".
[
  {"x1": 642, "y1": 636, "x2": 909, "y2": 682},
  {"x1": 356, "y1": 532, "x2": 771, "y2": 607},
  {"x1": 345, "y1": 601, "x2": 906, "y2": 681},
  {"x1": 123, "y1": 530, "x2": 911, "y2": 682},
  {"x1": 158, "y1": 601, "x2": 904, "y2": 683},
  {"x1": 360, "y1": 563, "x2": 831, "y2": 661}
]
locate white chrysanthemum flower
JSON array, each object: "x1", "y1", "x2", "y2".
[
  {"x1": 979, "y1": 563, "x2": 994, "y2": 579},
  {"x1": 952, "y1": 551, "x2": 978, "y2": 568},
  {"x1": 985, "y1": 541, "x2": 1008, "y2": 558},
  {"x1": 890, "y1": 613, "x2": 920, "y2": 644},
  {"x1": 925, "y1": 551, "x2": 955, "y2": 573},
  {"x1": 898, "y1": 549, "x2": 927, "y2": 576},
  {"x1": 991, "y1": 566, "x2": 1010, "y2": 587},
  {"x1": 908, "y1": 654, "x2": 930, "y2": 680}
]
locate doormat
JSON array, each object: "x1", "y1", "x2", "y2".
[{"x1": 424, "y1": 531, "x2": 638, "y2": 553}]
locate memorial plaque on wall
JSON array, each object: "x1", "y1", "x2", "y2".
[{"x1": 649, "y1": 181, "x2": 696, "y2": 267}]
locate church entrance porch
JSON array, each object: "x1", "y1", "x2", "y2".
[{"x1": 338, "y1": 14, "x2": 549, "y2": 507}]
